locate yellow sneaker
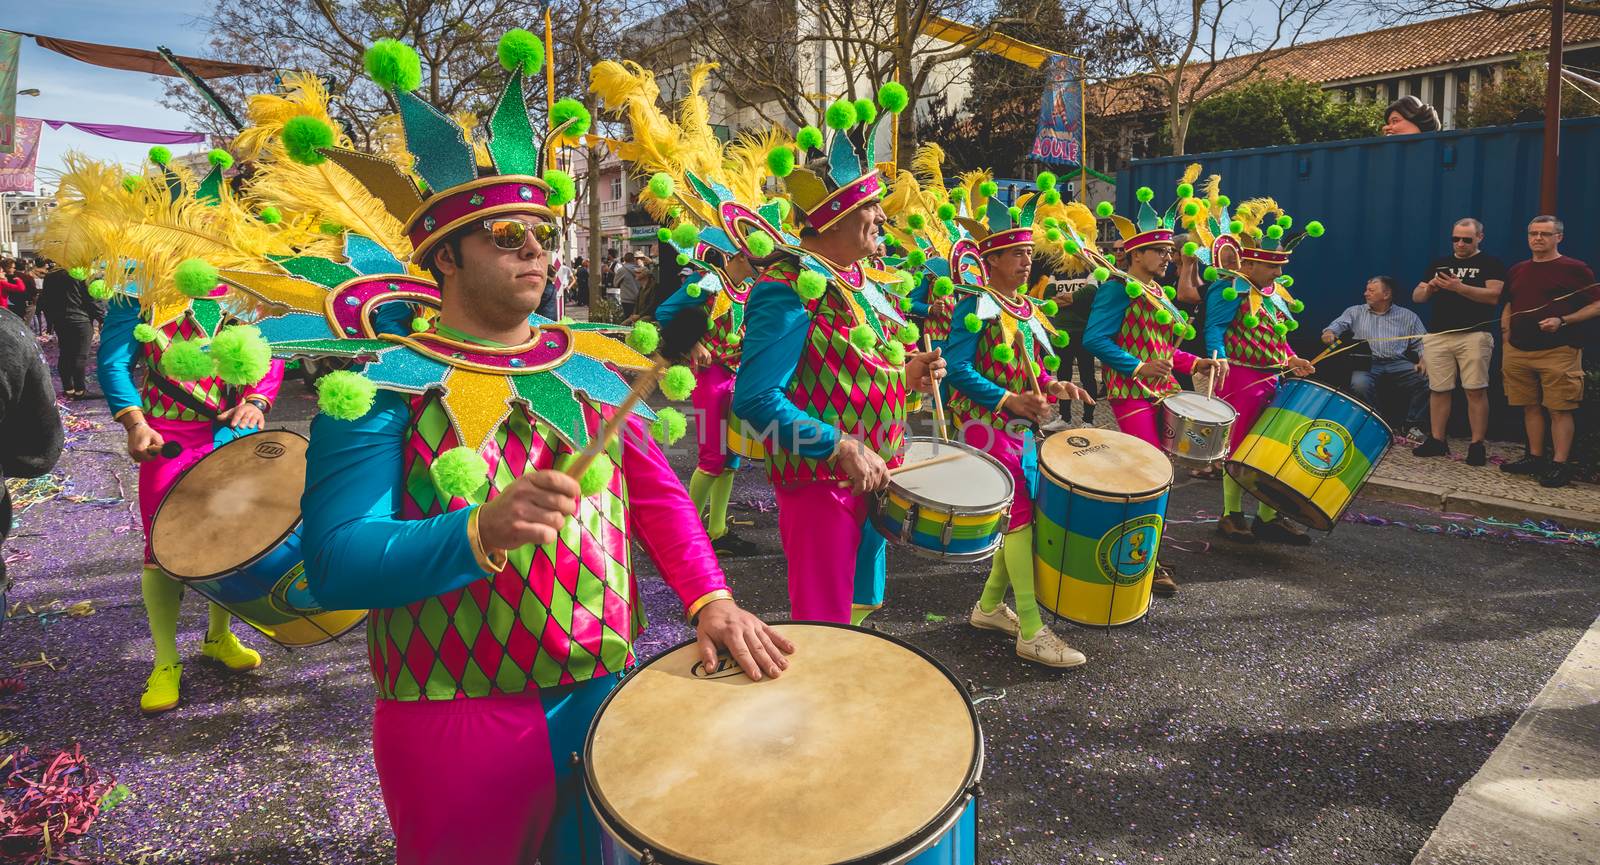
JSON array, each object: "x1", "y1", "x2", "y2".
[
  {"x1": 140, "y1": 663, "x2": 182, "y2": 714},
  {"x1": 201, "y1": 631, "x2": 262, "y2": 672}
]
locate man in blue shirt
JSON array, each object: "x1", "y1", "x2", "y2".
[{"x1": 1320, "y1": 276, "x2": 1427, "y2": 433}]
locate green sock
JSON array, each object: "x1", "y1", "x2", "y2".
[
  {"x1": 1256, "y1": 501, "x2": 1278, "y2": 521},
  {"x1": 978, "y1": 543, "x2": 1010, "y2": 612},
  {"x1": 1222, "y1": 475, "x2": 1244, "y2": 514},
  {"x1": 206, "y1": 603, "x2": 232, "y2": 641},
  {"x1": 140, "y1": 566, "x2": 183, "y2": 666},
  {"x1": 1002, "y1": 525, "x2": 1044, "y2": 640},
  {"x1": 687, "y1": 469, "x2": 716, "y2": 526},
  {"x1": 850, "y1": 605, "x2": 875, "y2": 626},
  {"x1": 706, "y1": 470, "x2": 736, "y2": 540}
]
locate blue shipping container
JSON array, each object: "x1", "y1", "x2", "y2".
[{"x1": 1118, "y1": 117, "x2": 1600, "y2": 331}]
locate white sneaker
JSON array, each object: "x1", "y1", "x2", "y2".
[
  {"x1": 1016, "y1": 627, "x2": 1087, "y2": 668},
  {"x1": 969, "y1": 601, "x2": 1021, "y2": 636}
]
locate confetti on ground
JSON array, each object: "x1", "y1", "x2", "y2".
[
  {"x1": 925, "y1": 612, "x2": 949, "y2": 623},
  {"x1": 0, "y1": 746, "x2": 116, "y2": 863}
]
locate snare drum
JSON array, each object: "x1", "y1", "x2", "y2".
[
  {"x1": 1225, "y1": 378, "x2": 1392, "y2": 531},
  {"x1": 149, "y1": 430, "x2": 366, "y2": 648},
  {"x1": 872, "y1": 437, "x2": 1012, "y2": 562},
  {"x1": 1158, "y1": 392, "x2": 1237, "y2": 464},
  {"x1": 584, "y1": 623, "x2": 982, "y2": 864},
  {"x1": 724, "y1": 406, "x2": 766, "y2": 460},
  {"x1": 1034, "y1": 429, "x2": 1172, "y2": 627}
]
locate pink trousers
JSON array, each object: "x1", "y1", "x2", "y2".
[
  {"x1": 1214, "y1": 366, "x2": 1281, "y2": 453},
  {"x1": 691, "y1": 362, "x2": 738, "y2": 475},
  {"x1": 775, "y1": 482, "x2": 886, "y2": 621},
  {"x1": 959, "y1": 422, "x2": 1033, "y2": 530},
  {"x1": 137, "y1": 418, "x2": 223, "y2": 564},
  {"x1": 1111, "y1": 398, "x2": 1161, "y2": 449}
]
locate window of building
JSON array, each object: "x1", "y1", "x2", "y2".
[
  {"x1": 1386, "y1": 80, "x2": 1399, "y2": 103},
  {"x1": 1428, "y1": 73, "x2": 1446, "y2": 108},
  {"x1": 609, "y1": 175, "x2": 622, "y2": 202}
]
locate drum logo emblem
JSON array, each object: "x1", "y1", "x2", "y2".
[
  {"x1": 1291, "y1": 420, "x2": 1353, "y2": 477},
  {"x1": 1066, "y1": 435, "x2": 1091, "y2": 448},
  {"x1": 1096, "y1": 514, "x2": 1163, "y2": 586},
  {"x1": 254, "y1": 442, "x2": 286, "y2": 459},
  {"x1": 269, "y1": 563, "x2": 323, "y2": 615}
]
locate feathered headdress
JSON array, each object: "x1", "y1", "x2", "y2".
[{"x1": 773, "y1": 83, "x2": 910, "y2": 233}]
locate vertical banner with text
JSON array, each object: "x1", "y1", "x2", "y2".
[
  {"x1": 1029, "y1": 55, "x2": 1084, "y2": 167},
  {"x1": 0, "y1": 118, "x2": 43, "y2": 192},
  {"x1": 0, "y1": 32, "x2": 21, "y2": 154}
]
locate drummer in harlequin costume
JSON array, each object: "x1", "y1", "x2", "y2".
[
  {"x1": 225, "y1": 35, "x2": 793, "y2": 864},
  {"x1": 1081, "y1": 170, "x2": 1224, "y2": 595},
  {"x1": 43, "y1": 148, "x2": 300, "y2": 713},
  {"x1": 941, "y1": 174, "x2": 1096, "y2": 668},
  {"x1": 733, "y1": 85, "x2": 946, "y2": 625},
  {"x1": 1194, "y1": 192, "x2": 1323, "y2": 545}
]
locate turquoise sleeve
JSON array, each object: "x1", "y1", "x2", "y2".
[
  {"x1": 95, "y1": 295, "x2": 143, "y2": 416},
  {"x1": 1204, "y1": 279, "x2": 1241, "y2": 358},
  {"x1": 942, "y1": 294, "x2": 1007, "y2": 410},
  {"x1": 1083, "y1": 279, "x2": 1142, "y2": 375},
  {"x1": 731, "y1": 279, "x2": 839, "y2": 459}
]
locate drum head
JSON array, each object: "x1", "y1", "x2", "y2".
[
  {"x1": 1163, "y1": 392, "x2": 1236, "y2": 423},
  {"x1": 894, "y1": 437, "x2": 1012, "y2": 510},
  {"x1": 585, "y1": 624, "x2": 980, "y2": 864},
  {"x1": 1040, "y1": 427, "x2": 1172, "y2": 499},
  {"x1": 150, "y1": 431, "x2": 307, "y2": 580}
]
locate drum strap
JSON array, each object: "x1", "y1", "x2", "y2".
[{"x1": 146, "y1": 369, "x2": 222, "y2": 422}]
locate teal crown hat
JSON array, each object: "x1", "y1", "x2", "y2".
[{"x1": 775, "y1": 83, "x2": 909, "y2": 233}]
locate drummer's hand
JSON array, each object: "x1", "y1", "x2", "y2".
[
  {"x1": 1287, "y1": 356, "x2": 1316, "y2": 377},
  {"x1": 833, "y1": 437, "x2": 890, "y2": 494},
  {"x1": 477, "y1": 469, "x2": 581, "y2": 550},
  {"x1": 1134, "y1": 358, "x2": 1173, "y2": 380},
  {"x1": 1005, "y1": 391, "x2": 1052, "y2": 424},
  {"x1": 1047, "y1": 379, "x2": 1094, "y2": 404},
  {"x1": 127, "y1": 422, "x2": 164, "y2": 463},
  {"x1": 695, "y1": 599, "x2": 795, "y2": 682},
  {"x1": 905, "y1": 348, "x2": 945, "y2": 394},
  {"x1": 218, "y1": 402, "x2": 265, "y2": 430},
  {"x1": 689, "y1": 342, "x2": 713, "y2": 369},
  {"x1": 1193, "y1": 357, "x2": 1218, "y2": 375}
]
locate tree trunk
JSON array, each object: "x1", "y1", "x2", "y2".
[
  {"x1": 894, "y1": 0, "x2": 913, "y2": 169},
  {"x1": 586, "y1": 92, "x2": 604, "y2": 315}
]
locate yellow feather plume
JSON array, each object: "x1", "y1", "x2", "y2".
[
  {"x1": 40, "y1": 154, "x2": 142, "y2": 282},
  {"x1": 1179, "y1": 162, "x2": 1202, "y2": 188},
  {"x1": 236, "y1": 72, "x2": 344, "y2": 161},
  {"x1": 590, "y1": 60, "x2": 685, "y2": 177},
  {"x1": 1032, "y1": 201, "x2": 1098, "y2": 275},
  {"x1": 911, "y1": 144, "x2": 948, "y2": 198},
  {"x1": 957, "y1": 169, "x2": 992, "y2": 216},
  {"x1": 371, "y1": 114, "x2": 417, "y2": 171},
  {"x1": 1233, "y1": 197, "x2": 1280, "y2": 239}
]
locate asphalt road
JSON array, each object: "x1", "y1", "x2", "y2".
[{"x1": 4, "y1": 372, "x2": 1597, "y2": 865}]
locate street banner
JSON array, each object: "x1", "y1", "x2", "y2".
[
  {"x1": 0, "y1": 118, "x2": 42, "y2": 192},
  {"x1": 1030, "y1": 55, "x2": 1085, "y2": 166},
  {"x1": 0, "y1": 32, "x2": 21, "y2": 154}
]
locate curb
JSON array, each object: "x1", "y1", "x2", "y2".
[{"x1": 1362, "y1": 477, "x2": 1600, "y2": 532}]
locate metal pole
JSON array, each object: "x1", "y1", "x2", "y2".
[{"x1": 1540, "y1": 0, "x2": 1565, "y2": 214}]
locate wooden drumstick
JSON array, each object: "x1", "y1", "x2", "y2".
[
  {"x1": 921, "y1": 333, "x2": 949, "y2": 442},
  {"x1": 889, "y1": 450, "x2": 966, "y2": 475}
]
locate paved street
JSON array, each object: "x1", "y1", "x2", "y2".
[{"x1": 4, "y1": 367, "x2": 1598, "y2": 864}]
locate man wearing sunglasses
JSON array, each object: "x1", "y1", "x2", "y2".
[{"x1": 1412, "y1": 218, "x2": 1504, "y2": 465}]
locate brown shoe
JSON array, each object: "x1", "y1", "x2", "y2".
[
  {"x1": 1151, "y1": 563, "x2": 1179, "y2": 596},
  {"x1": 1252, "y1": 515, "x2": 1312, "y2": 546},
  {"x1": 1216, "y1": 512, "x2": 1255, "y2": 543}
]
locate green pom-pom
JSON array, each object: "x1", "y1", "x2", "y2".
[
  {"x1": 660, "y1": 365, "x2": 697, "y2": 401},
  {"x1": 1007, "y1": 205, "x2": 1022, "y2": 222},
  {"x1": 796, "y1": 126, "x2": 823, "y2": 151},
  {"x1": 259, "y1": 206, "x2": 282, "y2": 224},
  {"x1": 1180, "y1": 310, "x2": 1192, "y2": 323},
  {"x1": 1222, "y1": 286, "x2": 1238, "y2": 301},
  {"x1": 410, "y1": 316, "x2": 430, "y2": 333},
  {"x1": 1037, "y1": 171, "x2": 1057, "y2": 191},
  {"x1": 647, "y1": 407, "x2": 687, "y2": 448},
  {"x1": 550, "y1": 99, "x2": 591, "y2": 138},
  {"x1": 207, "y1": 148, "x2": 234, "y2": 169},
  {"x1": 936, "y1": 203, "x2": 956, "y2": 220},
  {"x1": 825, "y1": 100, "x2": 857, "y2": 131},
  {"x1": 1266, "y1": 225, "x2": 1283, "y2": 239},
  {"x1": 906, "y1": 249, "x2": 927, "y2": 267},
  {"x1": 1163, "y1": 284, "x2": 1177, "y2": 300},
  {"x1": 1183, "y1": 202, "x2": 1199, "y2": 217},
  {"x1": 1185, "y1": 325, "x2": 1197, "y2": 340},
  {"x1": 431, "y1": 446, "x2": 489, "y2": 500},
  {"x1": 656, "y1": 227, "x2": 672, "y2": 242},
  {"x1": 1277, "y1": 215, "x2": 1293, "y2": 229},
  {"x1": 1242, "y1": 314, "x2": 1260, "y2": 329},
  {"x1": 160, "y1": 338, "x2": 215, "y2": 381},
  {"x1": 853, "y1": 99, "x2": 877, "y2": 125},
  {"x1": 121, "y1": 176, "x2": 140, "y2": 193},
  {"x1": 895, "y1": 323, "x2": 920, "y2": 344},
  {"x1": 1095, "y1": 201, "x2": 1114, "y2": 218},
  {"x1": 1124, "y1": 282, "x2": 1141, "y2": 299},
  {"x1": 907, "y1": 213, "x2": 927, "y2": 230},
  {"x1": 173, "y1": 258, "x2": 218, "y2": 298},
  {"x1": 990, "y1": 344, "x2": 1015, "y2": 364},
  {"x1": 1043, "y1": 355, "x2": 1061, "y2": 372},
  {"x1": 898, "y1": 297, "x2": 913, "y2": 313},
  {"x1": 1289, "y1": 298, "x2": 1304, "y2": 314},
  {"x1": 1217, "y1": 195, "x2": 1231, "y2": 207},
  {"x1": 948, "y1": 187, "x2": 967, "y2": 203},
  {"x1": 1305, "y1": 220, "x2": 1324, "y2": 237},
  {"x1": 148, "y1": 146, "x2": 171, "y2": 166},
  {"x1": 979, "y1": 180, "x2": 998, "y2": 198},
  {"x1": 85, "y1": 279, "x2": 110, "y2": 300},
  {"x1": 676, "y1": 253, "x2": 690, "y2": 266},
  {"x1": 771, "y1": 197, "x2": 791, "y2": 218},
  {"x1": 282, "y1": 115, "x2": 334, "y2": 165},
  {"x1": 1182, "y1": 241, "x2": 1199, "y2": 256},
  {"x1": 766, "y1": 145, "x2": 795, "y2": 177},
  {"x1": 316, "y1": 370, "x2": 378, "y2": 421},
  {"x1": 1051, "y1": 331, "x2": 1071, "y2": 348},
  {"x1": 1280, "y1": 275, "x2": 1296, "y2": 288},
  {"x1": 933, "y1": 276, "x2": 954, "y2": 297},
  {"x1": 626, "y1": 320, "x2": 660, "y2": 355},
  {"x1": 670, "y1": 221, "x2": 699, "y2": 248},
  {"x1": 893, "y1": 270, "x2": 915, "y2": 295},
  {"x1": 542, "y1": 169, "x2": 576, "y2": 207},
  {"x1": 578, "y1": 456, "x2": 618, "y2": 494},
  {"x1": 1041, "y1": 299, "x2": 1059, "y2": 316},
  {"x1": 647, "y1": 172, "x2": 675, "y2": 200},
  {"x1": 962, "y1": 313, "x2": 982, "y2": 333},
  {"x1": 1176, "y1": 182, "x2": 1194, "y2": 198},
  {"x1": 1228, "y1": 220, "x2": 1243, "y2": 234},
  {"x1": 1273, "y1": 321, "x2": 1289, "y2": 337},
  {"x1": 1136, "y1": 186, "x2": 1154, "y2": 203},
  {"x1": 1042, "y1": 190, "x2": 1061, "y2": 205},
  {"x1": 1062, "y1": 238, "x2": 1080, "y2": 254},
  {"x1": 746, "y1": 231, "x2": 775, "y2": 257},
  {"x1": 848, "y1": 323, "x2": 875, "y2": 351},
  {"x1": 883, "y1": 342, "x2": 906, "y2": 365},
  {"x1": 1045, "y1": 228, "x2": 1063, "y2": 243},
  {"x1": 496, "y1": 28, "x2": 545, "y2": 75},
  {"x1": 878, "y1": 82, "x2": 909, "y2": 113},
  {"x1": 686, "y1": 283, "x2": 702, "y2": 298},
  {"x1": 1155, "y1": 309, "x2": 1173, "y2": 326},
  {"x1": 1204, "y1": 266, "x2": 1220, "y2": 281},
  {"x1": 320, "y1": 221, "x2": 345, "y2": 235},
  {"x1": 210, "y1": 325, "x2": 271, "y2": 386},
  {"x1": 796, "y1": 270, "x2": 827, "y2": 300},
  {"x1": 1286, "y1": 318, "x2": 1301, "y2": 331},
  {"x1": 1093, "y1": 267, "x2": 1110, "y2": 283},
  {"x1": 364, "y1": 39, "x2": 422, "y2": 91},
  {"x1": 133, "y1": 323, "x2": 159, "y2": 343},
  {"x1": 68, "y1": 267, "x2": 89, "y2": 281}
]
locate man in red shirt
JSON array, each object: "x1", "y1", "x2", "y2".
[{"x1": 1499, "y1": 215, "x2": 1600, "y2": 488}]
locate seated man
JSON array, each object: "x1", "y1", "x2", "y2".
[{"x1": 1321, "y1": 276, "x2": 1427, "y2": 433}]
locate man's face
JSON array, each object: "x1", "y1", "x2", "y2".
[
  {"x1": 1241, "y1": 259, "x2": 1283, "y2": 288},
  {"x1": 822, "y1": 200, "x2": 887, "y2": 263},
  {"x1": 1527, "y1": 221, "x2": 1560, "y2": 255},
  {"x1": 1130, "y1": 244, "x2": 1173, "y2": 277},
  {"x1": 985, "y1": 245, "x2": 1033, "y2": 289},
  {"x1": 436, "y1": 213, "x2": 551, "y2": 324},
  {"x1": 1364, "y1": 279, "x2": 1391, "y2": 308},
  {"x1": 1383, "y1": 112, "x2": 1422, "y2": 136},
  {"x1": 725, "y1": 254, "x2": 755, "y2": 284},
  {"x1": 1450, "y1": 225, "x2": 1481, "y2": 258}
]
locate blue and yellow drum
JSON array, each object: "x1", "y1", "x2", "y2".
[
  {"x1": 872, "y1": 437, "x2": 1012, "y2": 562},
  {"x1": 724, "y1": 406, "x2": 766, "y2": 460},
  {"x1": 150, "y1": 431, "x2": 367, "y2": 648},
  {"x1": 1034, "y1": 429, "x2": 1173, "y2": 627},
  {"x1": 1226, "y1": 378, "x2": 1392, "y2": 531}
]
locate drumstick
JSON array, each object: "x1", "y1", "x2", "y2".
[
  {"x1": 1206, "y1": 351, "x2": 1220, "y2": 398},
  {"x1": 1016, "y1": 330, "x2": 1044, "y2": 397},
  {"x1": 921, "y1": 333, "x2": 949, "y2": 442},
  {"x1": 889, "y1": 450, "x2": 965, "y2": 475}
]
